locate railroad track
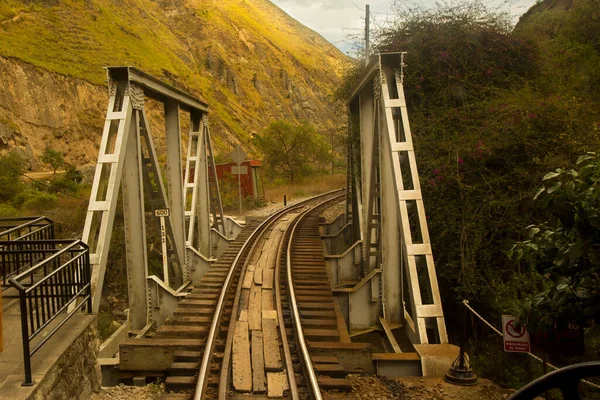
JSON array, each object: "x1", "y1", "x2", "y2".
[{"x1": 159, "y1": 190, "x2": 350, "y2": 400}]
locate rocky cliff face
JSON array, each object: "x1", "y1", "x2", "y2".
[
  {"x1": 0, "y1": 0, "x2": 348, "y2": 168},
  {"x1": 0, "y1": 56, "x2": 106, "y2": 168}
]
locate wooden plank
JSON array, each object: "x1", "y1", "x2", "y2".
[
  {"x1": 262, "y1": 310, "x2": 277, "y2": 321},
  {"x1": 232, "y1": 321, "x2": 252, "y2": 392},
  {"x1": 262, "y1": 238, "x2": 273, "y2": 252},
  {"x1": 251, "y1": 331, "x2": 266, "y2": 393},
  {"x1": 267, "y1": 371, "x2": 288, "y2": 397},
  {"x1": 262, "y1": 318, "x2": 282, "y2": 370},
  {"x1": 266, "y1": 250, "x2": 278, "y2": 269},
  {"x1": 243, "y1": 265, "x2": 256, "y2": 289},
  {"x1": 256, "y1": 253, "x2": 268, "y2": 270},
  {"x1": 239, "y1": 310, "x2": 248, "y2": 322},
  {"x1": 261, "y1": 289, "x2": 273, "y2": 310},
  {"x1": 262, "y1": 269, "x2": 274, "y2": 289},
  {"x1": 248, "y1": 284, "x2": 262, "y2": 331},
  {"x1": 239, "y1": 288, "x2": 250, "y2": 311},
  {"x1": 372, "y1": 352, "x2": 420, "y2": 361},
  {"x1": 254, "y1": 266, "x2": 263, "y2": 285}
]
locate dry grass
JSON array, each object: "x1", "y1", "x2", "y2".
[{"x1": 263, "y1": 174, "x2": 346, "y2": 203}]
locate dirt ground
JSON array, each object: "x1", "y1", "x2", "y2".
[
  {"x1": 347, "y1": 376, "x2": 514, "y2": 400},
  {"x1": 92, "y1": 376, "x2": 514, "y2": 400},
  {"x1": 89, "y1": 384, "x2": 163, "y2": 400}
]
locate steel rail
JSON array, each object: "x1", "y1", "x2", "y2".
[
  {"x1": 217, "y1": 204, "x2": 304, "y2": 399},
  {"x1": 193, "y1": 189, "x2": 344, "y2": 400},
  {"x1": 285, "y1": 194, "x2": 345, "y2": 400},
  {"x1": 274, "y1": 211, "x2": 301, "y2": 400}
]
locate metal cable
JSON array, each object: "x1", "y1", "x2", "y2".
[{"x1": 462, "y1": 299, "x2": 600, "y2": 390}]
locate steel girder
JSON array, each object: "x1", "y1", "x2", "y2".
[
  {"x1": 82, "y1": 67, "x2": 223, "y2": 329},
  {"x1": 346, "y1": 54, "x2": 448, "y2": 345}
]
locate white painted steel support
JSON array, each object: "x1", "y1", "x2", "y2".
[
  {"x1": 122, "y1": 109, "x2": 150, "y2": 329},
  {"x1": 164, "y1": 101, "x2": 186, "y2": 281},
  {"x1": 159, "y1": 215, "x2": 169, "y2": 287},
  {"x1": 83, "y1": 67, "x2": 220, "y2": 326},
  {"x1": 83, "y1": 82, "x2": 133, "y2": 313},
  {"x1": 346, "y1": 54, "x2": 448, "y2": 345}
]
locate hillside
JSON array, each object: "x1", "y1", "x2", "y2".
[{"x1": 0, "y1": 0, "x2": 348, "y2": 168}]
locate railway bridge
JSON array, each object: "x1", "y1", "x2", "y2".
[{"x1": 0, "y1": 54, "x2": 460, "y2": 399}]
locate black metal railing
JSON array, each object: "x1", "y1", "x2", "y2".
[
  {"x1": 0, "y1": 217, "x2": 55, "y2": 287},
  {"x1": 0, "y1": 216, "x2": 55, "y2": 241},
  {"x1": 7, "y1": 240, "x2": 92, "y2": 386}
]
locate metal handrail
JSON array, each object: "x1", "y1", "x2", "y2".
[
  {"x1": 193, "y1": 188, "x2": 344, "y2": 399},
  {"x1": 0, "y1": 217, "x2": 55, "y2": 286},
  {"x1": 286, "y1": 195, "x2": 345, "y2": 400},
  {"x1": 7, "y1": 240, "x2": 83, "y2": 288},
  {"x1": 7, "y1": 240, "x2": 92, "y2": 386},
  {"x1": 0, "y1": 217, "x2": 54, "y2": 240}
]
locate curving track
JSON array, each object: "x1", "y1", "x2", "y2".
[{"x1": 160, "y1": 190, "x2": 350, "y2": 400}]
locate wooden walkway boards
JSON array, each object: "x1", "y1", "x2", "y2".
[{"x1": 232, "y1": 217, "x2": 292, "y2": 397}]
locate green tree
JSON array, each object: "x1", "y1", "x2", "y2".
[
  {"x1": 509, "y1": 153, "x2": 600, "y2": 332},
  {"x1": 41, "y1": 147, "x2": 64, "y2": 174},
  {"x1": 254, "y1": 120, "x2": 331, "y2": 183},
  {"x1": 0, "y1": 150, "x2": 26, "y2": 202}
]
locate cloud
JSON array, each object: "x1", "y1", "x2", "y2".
[{"x1": 271, "y1": 0, "x2": 538, "y2": 54}]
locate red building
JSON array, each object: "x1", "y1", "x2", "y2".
[{"x1": 215, "y1": 160, "x2": 264, "y2": 199}]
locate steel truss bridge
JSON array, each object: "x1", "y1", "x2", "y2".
[{"x1": 0, "y1": 54, "x2": 462, "y2": 399}]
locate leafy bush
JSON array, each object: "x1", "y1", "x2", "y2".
[
  {"x1": 510, "y1": 153, "x2": 600, "y2": 331},
  {"x1": 50, "y1": 174, "x2": 79, "y2": 194},
  {"x1": 22, "y1": 192, "x2": 58, "y2": 213},
  {"x1": 376, "y1": 1, "x2": 537, "y2": 109},
  {"x1": 0, "y1": 150, "x2": 26, "y2": 202},
  {"x1": 0, "y1": 203, "x2": 19, "y2": 217}
]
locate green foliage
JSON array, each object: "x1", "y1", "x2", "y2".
[
  {"x1": 0, "y1": 0, "x2": 346, "y2": 157},
  {"x1": 96, "y1": 311, "x2": 118, "y2": 341},
  {"x1": 19, "y1": 191, "x2": 58, "y2": 213},
  {"x1": 337, "y1": 0, "x2": 600, "y2": 388},
  {"x1": 509, "y1": 153, "x2": 600, "y2": 331},
  {"x1": 41, "y1": 147, "x2": 64, "y2": 174},
  {"x1": 254, "y1": 120, "x2": 331, "y2": 183},
  {"x1": 377, "y1": 1, "x2": 537, "y2": 109},
  {"x1": 0, "y1": 203, "x2": 19, "y2": 218},
  {"x1": 0, "y1": 149, "x2": 27, "y2": 202},
  {"x1": 49, "y1": 165, "x2": 82, "y2": 194}
]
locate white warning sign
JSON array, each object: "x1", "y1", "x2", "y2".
[{"x1": 502, "y1": 315, "x2": 530, "y2": 353}]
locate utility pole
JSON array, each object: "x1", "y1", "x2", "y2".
[{"x1": 365, "y1": 4, "x2": 370, "y2": 63}]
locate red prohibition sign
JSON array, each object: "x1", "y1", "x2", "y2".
[{"x1": 506, "y1": 319, "x2": 525, "y2": 338}]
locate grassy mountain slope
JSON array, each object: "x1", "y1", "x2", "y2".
[{"x1": 0, "y1": 0, "x2": 347, "y2": 156}]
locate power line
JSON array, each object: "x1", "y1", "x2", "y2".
[
  {"x1": 350, "y1": 1, "x2": 389, "y2": 15},
  {"x1": 0, "y1": 159, "x2": 89, "y2": 202},
  {"x1": 351, "y1": 0, "x2": 364, "y2": 12}
]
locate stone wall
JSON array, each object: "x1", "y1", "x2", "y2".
[{"x1": 28, "y1": 323, "x2": 101, "y2": 400}]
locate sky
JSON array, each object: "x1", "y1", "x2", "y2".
[{"x1": 270, "y1": 0, "x2": 539, "y2": 54}]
